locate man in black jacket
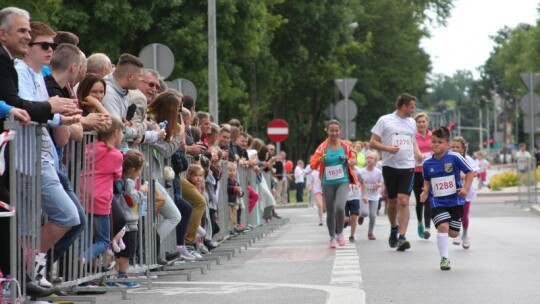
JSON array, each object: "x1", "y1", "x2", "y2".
[{"x1": 0, "y1": 6, "x2": 80, "y2": 296}]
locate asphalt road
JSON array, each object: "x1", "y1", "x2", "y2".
[{"x1": 88, "y1": 196, "x2": 538, "y2": 304}]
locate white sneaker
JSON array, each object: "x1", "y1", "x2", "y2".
[
  {"x1": 177, "y1": 246, "x2": 196, "y2": 260},
  {"x1": 452, "y1": 237, "x2": 461, "y2": 245},
  {"x1": 189, "y1": 250, "x2": 203, "y2": 259},
  {"x1": 33, "y1": 252, "x2": 52, "y2": 288},
  {"x1": 462, "y1": 237, "x2": 470, "y2": 249}
]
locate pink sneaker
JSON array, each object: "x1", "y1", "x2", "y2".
[
  {"x1": 329, "y1": 238, "x2": 337, "y2": 248},
  {"x1": 368, "y1": 233, "x2": 376, "y2": 240},
  {"x1": 338, "y1": 234, "x2": 346, "y2": 246}
]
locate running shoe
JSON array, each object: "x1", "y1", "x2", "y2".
[
  {"x1": 423, "y1": 229, "x2": 431, "y2": 240},
  {"x1": 368, "y1": 233, "x2": 376, "y2": 240},
  {"x1": 117, "y1": 281, "x2": 140, "y2": 288},
  {"x1": 329, "y1": 238, "x2": 337, "y2": 249},
  {"x1": 453, "y1": 237, "x2": 461, "y2": 245},
  {"x1": 338, "y1": 234, "x2": 347, "y2": 246},
  {"x1": 417, "y1": 223, "x2": 424, "y2": 238},
  {"x1": 349, "y1": 236, "x2": 356, "y2": 243},
  {"x1": 319, "y1": 221, "x2": 324, "y2": 226},
  {"x1": 396, "y1": 237, "x2": 410, "y2": 251},
  {"x1": 440, "y1": 257, "x2": 451, "y2": 270},
  {"x1": 462, "y1": 237, "x2": 470, "y2": 249},
  {"x1": 177, "y1": 246, "x2": 196, "y2": 260},
  {"x1": 388, "y1": 227, "x2": 399, "y2": 248},
  {"x1": 165, "y1": 251, "x2": 180, "y2": 261}
]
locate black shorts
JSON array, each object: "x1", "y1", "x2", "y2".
[
  {"x1": 382, "y1": 167, "x2": 414, "y2": 199},
  {"x1": 431, "y1": 206, "x2": 463, "y2": 231},
  {"x1": 345, "y1": 199, "x2": 360, "y2": 216},
  {"x1": 115, "y1": 231, "x2": 137, "y2": 259}
]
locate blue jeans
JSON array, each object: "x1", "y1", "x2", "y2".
[
  {"x1": 296, "y1": 182, "x2": 304, "y2": 202},
  {"x1": 50, "y1": 168, "x2": 87, "y2": 262},
  {"x1": 85, "y1": 214, "x2": 110, "y2": 260},
  {"x1": 41, "y1": 162, "x2": 80, "y2": 227},
  {"x1": 173, "y1": 177, "x2": 192, "y2": 246}
]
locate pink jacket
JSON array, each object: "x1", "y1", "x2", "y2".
[
  {"x1": 310, "y1": 139, "x2": 359, "y2": 185},
  {"x1": 80, "y1": 141, "x2": 123, "y2": 215}
]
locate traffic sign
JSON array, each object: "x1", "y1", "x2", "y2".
[
  {"x1": 519, "y1": 93, "x2": 540, "y2": 115},
  {"x1": 166, "y1": 78, "x2": 198, "y2": 103},
  {"x1": 520, "y1": 72, "x2": 540, "y2": 91},
  {"x1": 334, "y1": 99, "x2": 358, "y2": 121},
  {"x1": 335, "y1": 78, "x2": 357, "y2": 97},
  {"x1": 139, "y1": 43, "x2": 175, "y2": 79},
  {"x1": 267, "y1": 119, "x2": 289, "y2": 142}
]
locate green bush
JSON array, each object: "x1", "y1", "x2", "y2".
[{"x1": 489, "y1": 172, "x2": 517, "y2": 190}]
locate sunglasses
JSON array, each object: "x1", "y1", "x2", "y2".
[
  {"x1": 140, "y1": 79, "x2": 160, "y2": 90},
  {"x1": 29, "y1": 41, "x2": 58, "y2": 51}
]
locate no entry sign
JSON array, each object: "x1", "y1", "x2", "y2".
[{"x1": 267, "y1": 119, "x2": 289, "y2": 142}]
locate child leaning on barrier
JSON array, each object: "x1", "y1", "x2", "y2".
[
  {"x1": 80, "y1": 117, "x2": 124, "y2": 262},
  {"x1": 113, "y1": 149, "x2": 147, "y2": 288},
  {"x1": 226, "y1": 161, "x2": 244, "y2": 234}
]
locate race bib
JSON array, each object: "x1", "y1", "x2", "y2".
[
  {"x1": 431, "y1": 175, "x2": 456, "y2": 197},
  {"x1": 325, "y1": 164, "x2": 345, "y2": 180},
  {"x1": 366, "y1": 184, "x2": 378, "y2": 194},
  {"x1": 391, "y1": 134, "x2": 412, "y2": 150}
]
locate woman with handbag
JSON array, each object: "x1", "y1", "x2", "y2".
[{"x1": 310, "y1": 120, "x2": 358, "y2": 248}]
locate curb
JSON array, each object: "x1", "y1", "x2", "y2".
[
  {"x1": 529, "y1": 205, "x2": 540, "y2": 216},
  {"x1": 477, "y1": 192, "x2": 520, "y2": 197}
]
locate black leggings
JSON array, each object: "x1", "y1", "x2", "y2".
[{"x1": 412, "y1": 172, "x2": 431, "y2": 228}]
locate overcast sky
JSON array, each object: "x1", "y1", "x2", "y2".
[{"x1": 421, "y1": 0, "x2": 540, "y2": 79}]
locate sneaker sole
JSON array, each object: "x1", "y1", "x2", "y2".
[
  {"x1": 462, "y1": 244, "x2": 470, "y2": 249},
  {"x1": 440, "y1": 266, "x2": 451, "y2": 270},
  {"x1": 424, "y1": 231, "x2": 431, "y2": 239},
  {"x1": 396, "y1": 241, "x2": 410, "y2": 251}
]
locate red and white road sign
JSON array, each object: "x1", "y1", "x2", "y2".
[{"x1": 267, "y1": 119, "x2": 289, "y2": 142}]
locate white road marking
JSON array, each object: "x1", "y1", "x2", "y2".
[
  {"x1": 130, "y1": 281, "x2": 365, "y2": 304},
  {"x1": 329, "y1": 243, "x2": 364, "y2": 303}
]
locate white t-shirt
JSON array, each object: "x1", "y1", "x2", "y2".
[
  {"x1": 310, "y1": 170, "x2": 322, "y2": 194},
  {"x1": 371, "y1": 111, "x2": 416, "y2": 169},
  {"x1": 294, "y1": 166, "x2": 305, "y2": 183},
  {"x1": 463, "y1": 155, "x2": 479, "y2": 201},
  {"x1": 359, "y1": 167, "x2": 383, "y2": 201},
  {"x1": 347, "y1": 166, "x2": 363, "y2": 201}
]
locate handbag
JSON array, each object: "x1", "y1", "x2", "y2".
[{"x1": 154, "y1": 184, "x2": 165, "y2": 214}]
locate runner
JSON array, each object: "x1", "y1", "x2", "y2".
[
  {"x1": 450, "y1": 136, "x2": 478, "y2": 249},
  {"x1": 358, "y1": 150, "x2": 384, "y2": 240},
  {"x1": 420, "y1": 127, "x2": 474, "y2": 270},
  {"x1": 310, "y1": 120, "x2": 358, "y2": 248},
  {"x1": 369, "y1": 93, "x2": 422, "y2": 251},
  {"x1": 413, "y1": 112, "x2": 433, "y2": 239}
]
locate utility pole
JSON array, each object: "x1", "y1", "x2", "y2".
[{"x1": 208, "y1": 0, "x2": 218, "y2": 123}]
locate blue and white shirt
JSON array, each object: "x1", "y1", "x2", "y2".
[{"x1": 422, "y1": 150, "x2": 472, "y2": 207}]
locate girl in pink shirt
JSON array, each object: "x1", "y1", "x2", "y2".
[{"x1": 80, "y1": 117, "x2": 124, "y2": 260}]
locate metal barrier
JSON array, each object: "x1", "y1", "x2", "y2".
[
  {"x1": 6, "y1": 119, "x2": 42, "y2": 303},
  {"x1": 507, "y1": 156, "x2": 538, "y2": 206},
  {"x1": 2, "y1": 118, "x2": 278, "y2": 302}
]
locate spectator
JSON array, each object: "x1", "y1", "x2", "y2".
[
  {"x1": 13, "y1": 19, "x2": 84, "y2": 290},
  {"x1": 102, "y1": 53, "x2": 146, "y2": 147},
  {"x1": 294, "y1": 160, "x2": 305, "y2": 202},
  {"x1": 86, "y1": 53, "x2": 114, "y2": 77}
]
